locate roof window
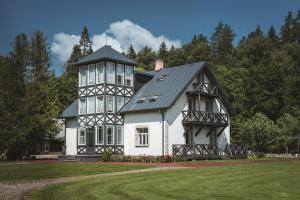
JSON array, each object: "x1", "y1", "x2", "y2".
[
  {"x1": 149, "y1": 95, "x2": 160, "y2": 102},
  {"x1": 157, "y1": 74, "x2": 167, "y2": 81},
  {"x1": 137, "y1": 96, "x2": 147, "y2": 103}
]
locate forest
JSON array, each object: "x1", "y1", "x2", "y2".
[{"x1": 0, "y1": 10, "x2": 299, "y2": 159}]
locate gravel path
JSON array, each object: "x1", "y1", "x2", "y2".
[{"x1": 0, "y1": 167, "x2": 179, "y2": 200}]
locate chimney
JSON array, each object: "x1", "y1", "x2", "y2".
[{"x1": 155, "y1": 59, "x2": 164, "y2": 71}]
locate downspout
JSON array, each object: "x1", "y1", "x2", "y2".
[{"x1": 159, "y1": 110, "x2": 165, "y2": 156}]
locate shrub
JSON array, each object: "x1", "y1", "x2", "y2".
[
  {"x1": 102, "y1": 150, "x2": 113, "y2": 162},
  {"x1": 256, "y1": 152, "x2": 265, "y2": 159}
]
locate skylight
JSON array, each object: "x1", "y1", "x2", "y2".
[
  {"x1": 137, "y1": 96, "x2": 147, "y2": 103},
  {"x1": 157, "y1": 74, "x2": 167, "y2": 81},
  {"x1": 149, "y1": 95, "x2": 160, "y2": 102}
]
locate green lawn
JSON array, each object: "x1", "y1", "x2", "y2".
[
  {"x1": 0, "y1": 162, "x2": 152, "y2": 181},
  {"x1": 28, "y1": 161, "x2": 300, "y2": 200}
]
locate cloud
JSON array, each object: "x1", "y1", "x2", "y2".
[{"x1": 51, "y1": 19, "x2": 181, "y2": 62}]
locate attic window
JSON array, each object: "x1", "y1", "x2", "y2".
[
  {"x1": 137, "y1": 97, "x2": 146, "y2": 103},
  {"x1": 157, "y1": 74, "x2": 167, "y2": 81},
  {"x1": 149, "y1": 95, "x2": 159, "y2": 102}
]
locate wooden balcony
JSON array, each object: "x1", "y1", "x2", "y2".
[
  {"x1": 187, "y1": 82, "x2": 219, "y2": 97},
  {"x1": 182, "y1": 110, "x2": 229, "y2": 127},
  {"x1": 172, "y1": 144, "x2": 247, "y2": 159}
]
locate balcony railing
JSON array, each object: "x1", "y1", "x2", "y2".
[
  {"x1": 182, "y1": 110, "x2": 228, "y2": 126},
  {"x1": 77, "y1": 145, "x2": 124, "y2": 155},
  {"x1": 191, "y1": 82, "x2": 219, "y2": 97}
]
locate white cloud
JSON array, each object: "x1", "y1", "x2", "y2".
[
  {"x1": 51, "y1": 33, "x2": 80, "y2": 62},
  {"x1": 51, "y1": 19, "x2": 181, "y2": 62}
]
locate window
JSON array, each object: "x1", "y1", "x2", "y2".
[
  {"x1": 106, "y1": 126, "x2": 114, "y2": 145},
  {"x1": 106, "y1": 62, "x2": 115, "y2": 84},
  {"x1": 117, "y1": 126, "x2": 123, "y2": 145},
  {"x1": 137, "y1": 96, "x2": 146, "y2": 103},
  {"x1": 106, "y1": 95, "x2": 115, "y2": 113},
  {"x1": 88, "y1": 64, "x2": 95, "y2": 85},
  {"x1": 79, "y1": 66, "x2": 87, "y2": 86},
  {"x1": 157, "y1": 74, "x2": 167, "y2": 81},
  {"x1": 125, "y1": 65, "x2": 133, "y2": 87},
  {"x1": 96, "y1": 96, "x2": 104, "y2": 113},
  {"x1": 79, "y1": 98, "x2": 86, "y2": 114},
  {"x1": 96, "y1": 62, "x2": 105, "y2": 83},
  {"x1": 149, "y1": 95, "x2": 159, "y2": 102},
  {"x1": 96, "y1": 126, "x2": 104, "y2": 145},
  {"x1": 78, "y1": 128, "x2": 86, "y2": 145},
  {"x1": 136, "y1": 127, "x2": 149, "y2": 146},
  {"x1": 116, "y1": 97, "x2": 124, "y2": 111},
  {"x1": 87, "y1": 97, "x2": 95, "y2": 114},
  {"x1": 116, "y1": 64, "x2": 124, "y2": 85}
]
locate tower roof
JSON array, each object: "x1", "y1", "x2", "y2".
[{"x1": 76, "y1": 45, "x2": 136, "y2": 66}]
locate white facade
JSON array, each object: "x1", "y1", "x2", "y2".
[
  {"x1": 123, "y1": 73, "x2": 230, "y2": 156},
  {"x1": 65, "y1": 118, "x2": 78, "y2": 155}
]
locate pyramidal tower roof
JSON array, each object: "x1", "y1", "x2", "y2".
[{"x1": 76, "y1": 45, "x2": 136, "y2": 66}]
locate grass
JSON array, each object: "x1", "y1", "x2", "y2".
[
  {"x1": 0, "y1": 162, "x2": 152, "y2": 181},
  {"x1": 28, "y1": 160, "x2": 300, "y2": 200}
]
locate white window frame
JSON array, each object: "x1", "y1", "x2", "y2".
[
  {"x1": 116, "y1": 126, "x2": 123, "y2": 145},
  {"x1": 88, "y1": 64, "x2": 96, "y2": 85},
  {"x1": 125, "y1": 65, "x2": 133, "y2": 87},
  {"x1": 136, "y1": 127, "x2": 149, "y2": 147},
  {"x1": 96, "y1": 96, "x2": 104, "y2": 113},
  {"x1": 116, "y1": 64, "x2": 124, "y2": 85},
  {"x1": 87, "y1": 96, "x2": 95, "y2": 114},
  {"x1": 78, "y1": 128, "x2": 86, "y2": 145},
  {"x1": 106, "y1": 126, "x2": 114, "y2": 145},
  {"x1": 106, "y1": 62, "x2": 115, "y2": 84},
  {"x1": 79, "y1": 66, "x2": 87, "y2": 87},
  {"x1": 106, "y1": 95, "x2": 115, "y2": 113},
  {"x1": 116, "y1": 96, "x2": 124, "y2": 112},
  {"x1": 96, "y1": 62, "x2": 105, "y2": 84},
  {"x1": 79, "y1": 98, "x2": 86, "y2": 115},
  {"x1": 96, "y1": 125, "x2": 104, "y2": 145}
]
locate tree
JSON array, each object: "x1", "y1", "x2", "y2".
[
  {"x1": 281, "y1": 11, "x2": 295, "y2": 44},
  {"x1": 240, "y1": 113, "x2": 277, "y2": 153},
  {"x1": 267, "y1": 25, "x2": 279, "y2": 45},
  {"x1": 79, "y1": 26, "x2": 93, "y2": 57},
  {"x1": 248, "y1": 25, "x2": 264, "y2": 39},
  {"x1": 211, "y1": 21, "x2": 235, "y2": 62},
  {"x1": 158, "y1": 41, "x2": 168, "y2": 60},
  {"x1": 136, "y1": 46, "x2": 156, "y2": 71},
  {"x1": 127, "y1": 44, "x2": 136, "y2": 60},
  {"x1": 277, "y1": 113, "x2": 300, "y2": 153}
]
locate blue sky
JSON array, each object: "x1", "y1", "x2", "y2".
[{"x1": 1, "y1": 0, "x2": 300, "y2": 75}]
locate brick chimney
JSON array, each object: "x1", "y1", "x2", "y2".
[{"x1": 155, "y1": 59, "x2": 164, "y2": 71}]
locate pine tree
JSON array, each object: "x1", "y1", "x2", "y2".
[
  {"x1": 281, "y1": 11, "x2": 295, "y2": 43},
  {"x1": 295, "y1": 9, "x2": 300, "y2": 43},
  {"x1": 267, "y1": 26, "x2": 279, "y2": 45},
  {"x1": 79, "y1": 26, "x2": 93, "y2": 57},
  {"x1": 248, "y1": 25, "x2": 264, "y2": 39},
  {"x1": 127, "y1": 44, "x2": 136, "y2": 59},
  {"x1": 158, "y1": 41, "x2": 168, "y2": 59},
  {"x1": 211, "y1": 21, "x2": 235, "y2": 62}
]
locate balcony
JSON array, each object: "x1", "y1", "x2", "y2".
[
  {"x1": 182, "y1": 110, "x2": 229, "y2": 127},
  {"x1": 187, "y1": 82, "x2": 219, "y2": 97}
]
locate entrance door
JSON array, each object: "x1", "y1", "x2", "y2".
[{"x1": 86, "y1": 127, "x2": 95, "y2": 147}]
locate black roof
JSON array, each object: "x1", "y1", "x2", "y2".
[
  {"x1": 120, "y1": 62, "x2": 206, "y2": 113},
  {"x1": 76, "y1": 45, "x2": 136, "y2": 66}
]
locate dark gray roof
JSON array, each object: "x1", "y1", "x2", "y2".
[
  {"x1": 120, "y1": 62, "x2": 207, "y2": 113},
  {"x1": 60, "y1": 99, "x2": 78, "y2": 118},
  {"x1": 76, "y1": 45, "x2": 136, "y2": 66}
]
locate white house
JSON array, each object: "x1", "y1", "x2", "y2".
[{"x1": 60, "y1": 45, "x2": 233, "y2": 161}]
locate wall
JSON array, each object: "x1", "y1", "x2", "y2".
[
  {"x1": 124, "y1": 112, "x2": 163, "y2": 156},
  {"x1": 65, "y1": 118, "x2": 78, "y2": 155}
]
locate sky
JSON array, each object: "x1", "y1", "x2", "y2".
[{"x1": 1, "y1": 0, "x2": 300, "y2": 75}]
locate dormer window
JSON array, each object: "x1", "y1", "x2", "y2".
[
  {"x1": 137, "y1": 96, "x2": 146, "y2": 103},
  {"x1": 149, "y1": 95, "x2": 159, "y2": 102}
]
